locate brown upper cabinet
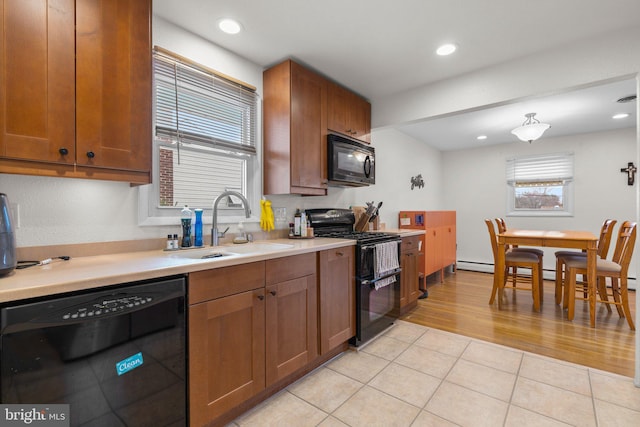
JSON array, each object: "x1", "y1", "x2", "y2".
[
  {"x1": 0, "y1": 0, "x2": 152, "y2": 184},
  {"x1": 263, "y1": 59, "x2": 372, "y2": 195},
  {"x1": 327, "y1": 81, "x2": 371, "y2": 144}
]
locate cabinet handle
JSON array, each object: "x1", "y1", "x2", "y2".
[
  {"x1": 86, "y1": 151, "x2": 95, "y2": 159},
  {"x1": 257, "y1": 295, "x2": 264, "y2": 300},
  {"x1": 270, "y1": 290, "x2": 277, "y2": 296},
  {"x1": 336, "y1": 251, "x2": 343, "y2": 257},
  {"x1": 59, "y1": 148, "x2": 69, "y2": 156}
]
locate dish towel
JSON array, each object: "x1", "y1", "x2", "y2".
[{"x1": 374, "y1": 241, "x2": 400, "y2": 290}]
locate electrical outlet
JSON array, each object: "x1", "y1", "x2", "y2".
[
  {"x1": 273, "y1": 207, "x2": 287, "y2": 223},
  {"x1": 9, "y1": 202, "x2": 20, "y2": 229}
]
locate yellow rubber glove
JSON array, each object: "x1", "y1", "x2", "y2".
[
  {"x1": 265, "y1": 200, "x2": 275, "y2": 231},
  {"x1": 260, "y1": 199, "x2": 268, "y2": 231}
]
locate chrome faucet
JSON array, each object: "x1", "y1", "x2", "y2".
[{"x1": 211, "y1": 190, "x2": 251, "y2": 246}]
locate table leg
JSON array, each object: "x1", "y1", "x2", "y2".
[
  {"x1": 496, "y1": 239, "x2": 506, "y2": 308},
  {"x1": 587, "y1": 244, "x2": 597, "y2": 327}
]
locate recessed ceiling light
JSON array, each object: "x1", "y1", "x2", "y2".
[
  {"x1": 613, "y1": 113, "x2": 630, "y2": 119},
  {"x1": 218, "y1": 18, "x2": 242, "y2": 34},
  {"x1": 436, "y1": 43, "x2": 457, "y2": 56},
  {"x1": 477, "y1": 135, "x2": 487, "y2": 140}
]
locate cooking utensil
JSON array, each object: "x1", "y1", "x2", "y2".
[{"x1": 369, "y1": 201, "x2": 383, "y2": 222}]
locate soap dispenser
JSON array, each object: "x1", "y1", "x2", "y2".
[
  {"x1": 180, "y1": 205, "x2": 193, "y2": 248},
  {"x1": 194, "y1": 208, "x2": 203, "y2": 247}
]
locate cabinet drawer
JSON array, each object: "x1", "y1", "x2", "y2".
[
  {"x1": 401, "y1": 235, "x2": 420, "y2": 253},
  {"x1": 189, "y1": 262, "x2": 265, "y2": 304},
  {"x1": 266, "y1": 252, "x2": 316, "y2": 285}
]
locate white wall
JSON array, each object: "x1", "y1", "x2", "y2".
[{"x1": 442, "y1": 127, "x2": 636, "y2": 272}]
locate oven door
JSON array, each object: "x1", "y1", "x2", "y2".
[
  {"x1": 354, "y1": 271, "x2": 401, "y2": 346},
  {"x1": 328, "y1": 134, "x2": 374, "y2": 186}
]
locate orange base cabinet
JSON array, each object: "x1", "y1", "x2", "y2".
[{"x1": 399, "y1": 211, "x2": 456, "y2": 283}]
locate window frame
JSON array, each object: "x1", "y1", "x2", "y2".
[
  {"x1": 138, "y1": 48, "x2": 261, "y2": 227},
  {"x1": 506, "y1": 152, "x2": 574, "y2": 217}
]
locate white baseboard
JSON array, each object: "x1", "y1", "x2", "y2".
[{"x1": 456, "y1": 261, "x2": 637, "y2": 290}]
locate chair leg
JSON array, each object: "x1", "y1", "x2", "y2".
[
  {"x1": 531, "y1": 263, "x2": 540, "y2": 312},
  {"x1": 566, "y1": 267, "x2": 576, "y2": 321},
  {"x1": 597, "y1": 277, "x2": 614, "y2": 314},
  {"x1": 538, "y1": 257, "x2": 544, "y2": 303},
  {"x1": 619, "y1": 277, "x2": 635, "y2": 330},
  {"x1": 555, "y1": 257, "x2": 563, "y2": 305},
  {"x1": 489, "y1": 272, "x2": 499, "y2": 305},
  {"x1": 610, "y1": 278, "x2": 625, "y2": 317}
]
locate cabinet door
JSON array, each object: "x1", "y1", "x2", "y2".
[
  {"x1": 265, "y1": 274, "x2": 318, "y2": 386},
  {"x1": 327, "y1": 82, "x2": 371, "y2": 143},
  {"x1": 443, "y1": 225, "x2": 457, "y2": 269},
  {"x1": 327, "y1": 82, "x2": 350, "y2": 137},
  {"x1": 289, "y1": 61, "x2": 327, "y2": 194},
  {"x1": 189, "y1": 289, "x2": 266, "y2": 427},
  {"x1": 318, "y1": 247, "x2": 355, "y2": 354},
  {"x1": 0, "y1": 0, "x2": 75, "y2": 164},
  {"x1": 348, "y1": 93, "x2": 371, "y2": 143},
  {"x1": 424, "y1": 228, "x2": 440, "y2": 276},
  {"x1": 76, "y1": 0, "x2": 151, "y2": 175},
  {"x1": 400, "y1": 236, "x2": 420, "y2": 312}
]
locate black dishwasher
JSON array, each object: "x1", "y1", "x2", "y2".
[{"x1": 0, "y1": 276, "x2": 187, "y2": 427}]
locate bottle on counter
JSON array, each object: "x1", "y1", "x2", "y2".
[
  {"x1": 194, "y1": 208, "x2": 203, "y2": 247},
  {"x1": 166, "y1": 234, "x2": 174, "y2": 250},
  {"x1": 294, "y1": 209, "x2": 302, "y2": 236},
  {"x1": 173, "y1": 234, "x2": 179, "y2": 248},
  {"x1": 181, "y1": 205, "x2": 193, "y2": 248}
]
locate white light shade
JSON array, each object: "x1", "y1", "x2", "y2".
[
  {"x1": 218, "y1": 18, "x2": 242, "y2": 34},
  {"x1": 511, "y1": 113, "x2": 551, "y2": 143},
  {"x1": 436, "y1": 43, "x2": 457, "y2": 56}
]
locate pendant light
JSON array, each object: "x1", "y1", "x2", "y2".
[{"x1": 511, "y1": 113, "x2": 551, "y2": 143}]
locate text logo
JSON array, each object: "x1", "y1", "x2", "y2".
[
  {"x1": 0, "y1": 405, "x2": 69, "y2": 426},
  {"x1": 116, "y1": 352, "x2": 144, "y2": 376}
]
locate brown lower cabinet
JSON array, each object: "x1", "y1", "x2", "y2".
[
  {"x1": 318, "y1": 246, "x2": 355, "y2": 353},
  {"x1": 400, "y1": 235, "x2": 422, "y2": 315},
  {"x1": 188, "y1": 252, "x2": 321, "y2": 426}
]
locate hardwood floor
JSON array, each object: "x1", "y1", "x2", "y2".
[{"x1": 400, "y1": 269, "x2": 636, "y2": 378}]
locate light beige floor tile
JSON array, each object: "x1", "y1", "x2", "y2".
[
  {"x1": 326, "y1": 349, "x2": 389, "y2": 383},
  {"x1": 317, "y1": 416, "x2": 349, "y2": 427},
  {"x1": 519, "y1": 354, "x2": 591, "y2": 396},
  {"x1": 590, "y1": 370, "x2": 640, "y2": 412},
  {"x1": 410, "y1": 410, "x2": 458, "y2": 426},
  {"x1": 368, "y1": 362, "x2": 441, "y2": 408},
  {"x1": 461, "y1": 340, "x2": 523, "y2": 374},
  {"x1": 446, "y1": 358, "x2": 516, "y2": 401},
  {"x1": 425, "y1": 381, "x2": 509, "y2": 427},
  {"x1": 235, "y1": 390, "x2": 328, "y2": 427},
  {"x1": 384, "y1": 320, "x2": 428, "y2": 344},
  {"x1": 594, "y1": 399, "x2": 640, "y2": 427},
  {"x1": 395, "y1": 344, "x2": 458, "y2": 379},
  {"x1": 505, "y1": 405, "x2": 573, "y2": 427},
  {"x1": 361, "y1": 335, "x2": 411, "y2": 361},
  {"x1": 413, "y1": 329, "x2": 470, "y2": 357},
  {"x1": 511, "y1": 377, "x2": 596, "y2": 427},
  {"x1": 287, "y1": 367, "x2": 363, "y2": 413},
  {"x1": 333, "y1": 385, "x2": 421, "y2": 427}
]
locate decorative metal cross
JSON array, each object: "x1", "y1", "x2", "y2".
[{"x1": 620, "y1": 162, "x2": 637, "y2": 186}]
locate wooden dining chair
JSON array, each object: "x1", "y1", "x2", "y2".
[
  {"x1": 495, "y1": 218, "x2": 544, "y2": 295},
  {"x1": 554, "y1": 219, "x2": 616, "y2": 306},
  {"x1": 485, "y1": 219, "x2": 543, "y2": 311},
  {"x1": 564, "y1": 220, "x2": 636, "y2": 329}
]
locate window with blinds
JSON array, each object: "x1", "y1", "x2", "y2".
[
  {"x1": 506, "y1": 153, "x2": 574, "y2": 216},
  {"x1": 152, "y1": 48, "x2": 258, "y2": 212}
]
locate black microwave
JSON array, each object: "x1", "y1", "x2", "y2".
[{"x1": 327, "y1": 134, "x2": 375, "y2": 187}]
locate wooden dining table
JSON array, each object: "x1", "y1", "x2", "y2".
[{"x1": 496, "y1": 229, "x2": 599, "y2": 326}]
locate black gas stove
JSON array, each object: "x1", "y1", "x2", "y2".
[{"x1": 306, "y1": 208, "x2": 401, "y2": 346}]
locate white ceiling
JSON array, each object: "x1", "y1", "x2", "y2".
[{"x1": 153, "y1": 0, "x2": 639, "y2": 151}]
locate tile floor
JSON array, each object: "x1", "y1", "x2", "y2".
[{"x1": 230, "y1": 320, "x2": 640, "y2": 427}]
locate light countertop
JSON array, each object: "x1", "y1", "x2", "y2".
[{"x1": 0, "y1": 230, "x2": 424, "y2": 304}]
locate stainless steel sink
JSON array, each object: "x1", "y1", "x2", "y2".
[{"x1": 167, "y1": 242, "x2": 294, "y2": 259}]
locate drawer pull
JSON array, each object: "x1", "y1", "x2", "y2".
[{"x1": 270, "y1": 290, "x2": 277, "y2": 296}]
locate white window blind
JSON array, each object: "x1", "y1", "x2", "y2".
[
  {"x1": 153, "y1": 49, "x2": 257, "y2": 156},
  {"x1": 506, "y1": 153, "x2": 574, "y2": 186}
]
